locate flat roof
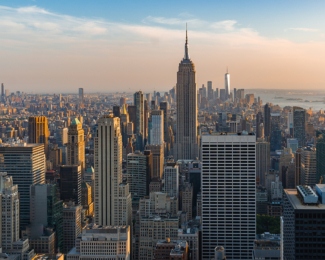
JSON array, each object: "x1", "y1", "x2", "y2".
[{"x1": 285, "y1": 189, "x2": 325, "y2": 210}]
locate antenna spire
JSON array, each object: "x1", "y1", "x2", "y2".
[{"x1": 184, "y1": 23, "x2": 190, "y2": 60}]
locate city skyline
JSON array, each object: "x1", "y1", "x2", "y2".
[{"x1": 2, "y1": 1, "x2": 325, "y2": 92}]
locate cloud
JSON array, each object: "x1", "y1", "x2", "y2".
[
  {"x1": 142, "y1": 16, "x2": 205, "y2": 28},
  {"x1": 210, "y1": 20, "x2": 237, "y2": 31},
  {"x1": 287, "y1": 28, "x2": 319, "y2": 32}
]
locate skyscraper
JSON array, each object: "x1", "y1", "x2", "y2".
[
  {"x1": 1, "y1": 83, "x2": 4, "y2": 97},
  {"x1": 28, "y1": 116, "x2": 49, "y2": 156},
  {"x1": 293, "y1": 106, "x2": 306, "y2": 147},
  {"x1": 270, "y1": 113, "x2": 282, "y2": 151},
  {"x1": 264, "y1": 104, "x2": 271, "y2": 141},
  {"x1": 207, "y1": 81, "x2": 213, "y2": 100},
  {"x1": 0, "y1": 143, "x2": 46, "y2": 228},
  {"x1": 78, "y1": 88, "x2": 84, "y2": 103},
  {"x1": 159, "y1": 101, "x2": 168, "y2": 143},
  {"x1": 316, "y1": 132, "x2": 325, "y2": 184},
  {"x1": 174, "y1": 26, "x2": 198, "y2": 160},
  {"x1": 256, "y1": 141, "x2": 271, "y2": 186},
  {"x1": 128, "y1": 105, "x2": 136, "y2": 133},
  {"x1": 67, "y1": 118, "x2": 85, "y2": 174},
  {"x1": 60, "y1": 165, "x2": 82, "y2": 205},
  {"x1": 300, "y1": 146, "x2": 316, "y2": 186},
  {"x1": 225, "y1": 68, "x2": 230, "y2": 99},
  {"x1": 163, "y1": 160, "x2": 179, "y2": 198},
  {"x1": 0, "y1": 172, "x2": 19, "y2": 250},
  {"x1": 201, "y1": 133, "x2": 256, "y2": 260},
  {"x1": 134, "y1": 91, "x2": 144, "y2": 135},
  {"x1": 256, "y1": 111, "x2": 263, "y2": 139},
  {"x1": 150, "y1": 110, "x2": 164, "y2": 145},
  {"x1": 127, "y1": 150, "x2": 153, "y2": 203},
  {"x1": 94, "y1": 114, "x2": 122, "y2": 226}
]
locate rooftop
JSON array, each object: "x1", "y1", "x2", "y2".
[
  {"x1": 285, "y1": 189, "x2": 325, "y2": 209},
  {"x1": 71, "y1": 118, "x2": 81, "y2": 125}
]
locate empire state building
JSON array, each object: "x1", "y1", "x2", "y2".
[{"x1": 174, "y1": 26, "x2": 199, "y2": 160}]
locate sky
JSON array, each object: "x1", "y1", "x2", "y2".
[{"x1": 1, "y1": 0, "x2": 325, "y2": 93}]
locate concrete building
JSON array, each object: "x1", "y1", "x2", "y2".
[
  {"x1": 256, "y1": 141, "x2": 270, "y2": 186},
  {"x1": 28, "y1": 116, "x2": 48, "y2": 156},
  {"x1": 118, "y1": 183, "x2": 132, "y2": 227},
  {"x1": 159, "y1": 102, "x2": 168, "y2": 143},
  {"x1": 201, "y1": 133, "x2": 256, "y2": 260},
  {"x1": 252, "y1": 233, "x2": 280, "y2": 260},
  {"x1": 139, "y1": 215, "x2": 179, "y2": 260},
  {"x1": 95, "y1": 115, "x2": 122, "y2": 226},
  {"x1": 174, "y1": 28, "x2": 199, "y2": 161},
  {"x1": 149, "y1": 178, "x2": 162, "y2": 193},
  {"x1": 67, "y1": 224, "x2": 131, "y2": 260},
  {"x1": 134, "y1": 91, "x2": 144, "y2": 136},
  {"x1": 145, "y1": 144, "x2": 164, "y2": 179},
  {"x1": 0, "y1": 143, "x2": 46, "y2": 228},
  {"x1": 270, "y1": 113, "x2": 281, "y2": 152},
  {"x1": 78, "y1": 88, "x2": 83, "y2": 103},
  {"x1": 153, "y1": 239, "x2": 188, "y2": 260},
  {"x1": 163, "y1": 161, "x2": 179, "y2": 198},
  {"x1": 62, "y1": 202, "x2": 81, "y2": 254},
  {"x1": 56, "y1": 128, "x2": 68, "y2": 147},
  {"x1": 67, "y1": 118, "x2": 85, "y2": 174},
  {"x1": 283, "y1": 186, "x2": 325, "y2": 260},
  {"x1": 181, "y1": 182, "x2": 193, "y2": 221},
  {"x1": 287, "y1": 138, "x2": 298, "y2": 153},
  {"x1": 0, "y1": 172, "x2": 19, "y2": 250},
  {"x1": 81, "y1": 182, "x2": 93, "y2": 216},
  {"x1": 150, "y1": 110, "x2": 164, "y2": 145},
  {"x1": 178, "y1": 222, "x2": 199, "y2": 260}
]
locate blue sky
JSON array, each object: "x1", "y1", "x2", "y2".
[{"x1": 1, "y1": 1, "x2": 325, "y2": 92}]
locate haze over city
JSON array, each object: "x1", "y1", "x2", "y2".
[{"x1": 1, "y1": 0, "x2": 325, "y2": 92}]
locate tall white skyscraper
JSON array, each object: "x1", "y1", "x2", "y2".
[
  {"x1": 201, "y1": 133, "x2": 256, "y2": 260},
  {"x1": 0, "y1": 172, "x2": 19, "y2": 250},
  {"x1": 150, "y1": 110, "x2": 164, "y2": 145},
  {"x1": 225, "y1": 69, "x2": 230, "y2": 99},
  {"x1": 94, "y1": 114, "x2": 122, "y2": 226}
]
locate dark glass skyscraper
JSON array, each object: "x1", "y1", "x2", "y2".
[
  {"x1": 270, "y1": 113, "x2": 281, "y2": 151},
  {"x1": 264, "y1": 104, "x2": 271, "y2": 141},
  {"x1": 293, "y1": 106, "x2": 306, "y2": 147}
]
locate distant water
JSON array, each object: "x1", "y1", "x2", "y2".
[{"x1": 246, "y1": 89, "x2": 325, "y2": 111}]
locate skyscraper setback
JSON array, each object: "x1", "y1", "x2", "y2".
[{"x1": 174, "y1": 26, "x2": 198, "y2": 160}]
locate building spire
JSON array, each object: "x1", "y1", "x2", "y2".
[{"x1": 184, "y1": 23, "x2": 190, "y2": 60}]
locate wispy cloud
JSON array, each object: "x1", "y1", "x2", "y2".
[
  {"x1": 287, "y1": 27, "x2": 319, "y2": 32},
  {"x1": 210, "y1": 20, "x2": 237, "y2": 31}
]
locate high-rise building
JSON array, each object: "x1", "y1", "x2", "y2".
[
  {"x1": 201, "y1": 133, "x2": 256, "y2": 260},
  {"x1": 287, "y1": 138, "x2": 298, "y2": 153},
  {"x1": 287, "y1": 111, "x2": 293, "y2": 136},
  {"x1": 150, "y1": 110, "x2": 164, "y2": 145},
  {"x1": 256, "y1": 141, "x2": 270, "y2": 186},
  {"x1": 159, "y1": 102, "x2": 168, "y2": 143},
  {"x1": 174, "y1": 27, "x2": 198, "y2": 161},
  {"x1": 256, "y1": 111, "x2": 263, "y2": 139},
  {"x1": 94, "y1": 115, "x2": 122, "y2": 226},
  {"x1": 225, "y1": 69, "x2": 230, "y2": 99},
  {"x1": 0, "y1": 143, "x2": 46, "y2": 228},
  {"x1": 264, "y1": 104, "x2": 271, "y2": 141},
  {"x1": 1, "y1": 83, "x2": 4, "y2": 97},
  {"x1": 316, "y1": 132, "x2": 325, "y2": 184},
  {"x1": 145, "y1": 144, "x2": 164, "y2": 178},
  {"x1": 300, "y1": 146, "x2": 316, "y2": 186},
  {"x1": 113, "y1": 105, "x2": 121, "y2": 118},
  {"x1": 163, "y1": 160, "x2": 179, "y2": 198},
  {"x1": 207, "y1": 81, "x2": 213, "y2": 100},
  {"x1": 120, "y1": 97, "x2": 126, "y2": 107},
  {"x1": 134, "y1": 91, "x2": 144, "y2": 135},
  {"x1": 293, "y1": 106, "x2": 306, "y2": 147},
  {"x1": 181, "y1": 182, "x2": 193, "y2": 221},
  {"x1": 283, "y1": 186, "x2": 325, "y2": 260},
  {"x1": 30, "y1": 184, "x2": 63, "y2": 252},
  {"x1": 127, "y1": 150, "x2": 153, "y2": 203},
  {"x1": 270, "y1": 113, "x2": 282, "y2": 151},
  {"x1": 81, "y1": 182, "x2": 93, "y2": 216},
  {"x1": 28, "y1": 116, "x2": 49, "y2": 156},
  {"x1": 62, "y1": 202, "x2": 81, "y2": 254},
  {"x1": 128, "y1": 105, "x2": 137, "y2": 134},
  {"x1": 67, "y1": 118, "x2": 85, "y2": 174},
  {"x1": 60, "y1": 165, "x2": 81, "y2": 205},
  {"x1": 78, "y1": 88, "x2": 84, "y2": 103},
  {"x1": 67, "y1": 224, "x2": 131, "y2": 260},
  {"x1": 56, "y1": 127, "x2": 68, "y2": 147},
  {"x1": 0, "y1": 172, "x2": 19, "y2": 250}
]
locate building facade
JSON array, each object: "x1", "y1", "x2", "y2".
[{"x1": 201, "y1": 133, "x2": 256, "y2": 260}]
